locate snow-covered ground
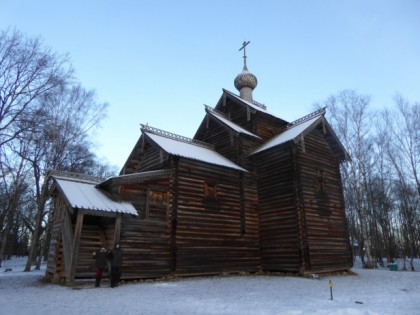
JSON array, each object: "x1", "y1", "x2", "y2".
[{"x1": 0, "y1": 256, "x2": 419, "y2": 315}]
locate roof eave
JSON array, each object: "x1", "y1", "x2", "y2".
[
  {"x1": 97, "y1": 169, "x2": 175, "y2": 188},
  {"x1": 205, "y1": 107, "x2": 262, "y2": 140}
]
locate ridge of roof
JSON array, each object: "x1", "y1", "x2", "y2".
[
  {"x1": 141, "y1": 124, "x2": 214, "y2": 150},
  {"x1": 222, "y1": 89, "x2": 268, "y2": 112},
  {"x1": 98, "y1": 169, "x2": 175, "y2": 187},
  {"x1": 285, "y1": 107, "x2": 326, "y2": 129},
  {"x1": 50, "y1": 170, "x2": 103, "y2": 184},
  {"x1": 204, "y1": 105, "x2": 262, "y2": 139}
]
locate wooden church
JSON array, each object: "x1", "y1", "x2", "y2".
[{"x1": 46, "y1": 44, "x2": 352, "y2": 283}]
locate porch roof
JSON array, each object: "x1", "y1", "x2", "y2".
[{"x1": 53, "y1": 177, "x2": 138, "y2": 216}]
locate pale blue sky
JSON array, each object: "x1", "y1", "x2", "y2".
[{"x1": 2, "y1": 1, "x2": 419, "y2": 168}]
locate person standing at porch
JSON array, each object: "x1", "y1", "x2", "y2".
[
  {"x1": 108, "y1": 243, "x2": 123, "y2": 288},
  {"x1": 92, "y1": 247, "x2": 109, "y2": 287}
]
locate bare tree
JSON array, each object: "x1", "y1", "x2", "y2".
[
  {"x1": 14, "y1": 84, "x2": 107, "y2": 271},
  {"x1": 325, "y1": 90, "x2": 376, "y2": 268},
  {"x1": 380, "y1": 96, "x2": 420, "y2": 269},
  {"x1": 0, "y1": 144, "x2": 31, "y2": 261},
  {"x1": 0, "y1": 29, "x2": 72, "y2": 148},
  {"x1": 370, "y1": 129, "x2": 399, "y2": 263},
  {"x1": 0, "y1": 28, "x2": 114, "y2": 270},
  {"x1": 391, "y1": 96, "x2": 420, "y2": 196}
]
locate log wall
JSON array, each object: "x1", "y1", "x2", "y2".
[
  {"x1": 174, "y1": 159, "x2": 260, "y2": 275},
  {"x1": 253, "y1": 145, "x2": 301, "y2": 272},
  {"x1": 118, "y1": 179, "x2": 173, "y2": 279},
  {"x1": 46, "y1": 195, "x2": 68, "y2": 280},
  {"x1": 73, "y1": 216, "x2": 115, "y2": 278},
  {"x1": 296, "y1": 126, "x2": 352, "y2": 273},
  {"x1": 46, "y1": 195, "x2": 117, "y2": 281}
]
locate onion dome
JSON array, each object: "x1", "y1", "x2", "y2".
[
  {"x1": 235, "y1": 41, "x2": 257, "y2": 102},
  {"x1": 234, "y1": 67, "x2": 258, "y2": 91}
]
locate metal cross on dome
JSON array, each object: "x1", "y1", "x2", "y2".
[{"x1": 239, "y1": 41, "x2": 250, "y2": 69}]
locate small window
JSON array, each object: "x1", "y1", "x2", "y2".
[
  {"x1": 149, "y1": 190, "x2": 168, "y2": 205},
  {"x1": 146, "y1": 189, "x2": 169, "y2": 221},
  {"x1": 204, "y1": 182, "x2": 218, "y2": 201}
]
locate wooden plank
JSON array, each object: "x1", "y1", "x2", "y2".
[
  {"x1": 70, "y1": 211, "x2": 84, "y2": 281},
  {"x1": 62, "y1": 207, "x2": 74, "y2": 280},
  {"x1": 114, "y1": 214, "x2": 122, "y2": 245}
]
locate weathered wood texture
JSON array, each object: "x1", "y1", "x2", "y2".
[
  {"x1": 174, "y1": 159, "x2": 260, "y2": 275},
  {"x1": 253, "y1": 126, "x2": 352, "y2": 274},
  {"x1": 295, "y1": 126, "x2": 352, "y2": 273},
  {"x1": 118, "y1": 179, "x2": 172, "y2": 279},
  {"x1": 124, "y1": 137, "x2": 169, "y2": 174},
  {"x1": 253, "y1": 145, "x2": 301, "y2": 272},
  {"x1": 74, "y1": 217, "x2": 115, "y2": 278},
  {"x1": 123, "y1": 128, "x2": 261, "y2": 276},
  {"x1": 46, "y1": 195, "x2": 70, "y2": 280},
  {"x1": 46, "y1": 196, "x2": 64, "y2": 278},
  {"x1": 188, "y1": 99, "x2": 264, "y2": 274},
  {"x1": 119, "y1": 218, "x2": 171, "y2": 278},
  {"x1": 46, "y1": 196, "x2": 118, "y2": 280}
]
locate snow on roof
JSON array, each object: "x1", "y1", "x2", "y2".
[
  {"x1": 206, "y1": 107, "x2": 261, "y2": 139},
  {"x1": 252, "y1": 113, "x2": 323, "y2": 155},
  {"x1": 54, "y1": 178, "x2": 138, "y2": 216},
  {"x1": 223, "y1": 89, "x2": 283, "y2": 120},
  {"x1": 144, "y1": 131, "x2": 247, "y2": 172}
]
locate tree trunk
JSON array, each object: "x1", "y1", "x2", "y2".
[{"x1": 24, "y1": 205, "x2": 44, "y2": 272}]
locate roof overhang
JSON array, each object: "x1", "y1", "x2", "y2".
[
  {"x1": 52, "y1": 176, "x2": 138, "y2": 217},
  {"x1": 204, "y1": 106, "x2": 262, "y2": 140},
  {"x1": 97, "y1": 169, "x2": 174, "y2": 188}
]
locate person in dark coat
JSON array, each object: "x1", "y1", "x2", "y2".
[
  {"x1": 108, "y1": 243, "x2": 123, "y2": 288},
  {"x1": 92, "y1": 246, "x2": 109, "y2": 287}
]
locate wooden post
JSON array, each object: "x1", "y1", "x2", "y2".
[
  {"x1": 146, "y1": 188, "x2": 151, "y2": 219},
  {"x1": 300, "y1": 134, "x2": 306, "y2": 153},
  {"x1": 69, "y1": 211, "x2": 84, "y2": 281},
  {"x1": 62, "y1": 209, "x2": 74, "y2": 280},
  {"x1": 292, "y1": 146, "x2": 309, "y2": 275},
  {"x1": 170, "y1": 161, "x2": 179, "y2": 273},
  {"x1": 114, "y1": 214, "x2": 122, "y2": 246},
  {"x1": 239, "y1": 172, "x2": 245, "y2": 236}
]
